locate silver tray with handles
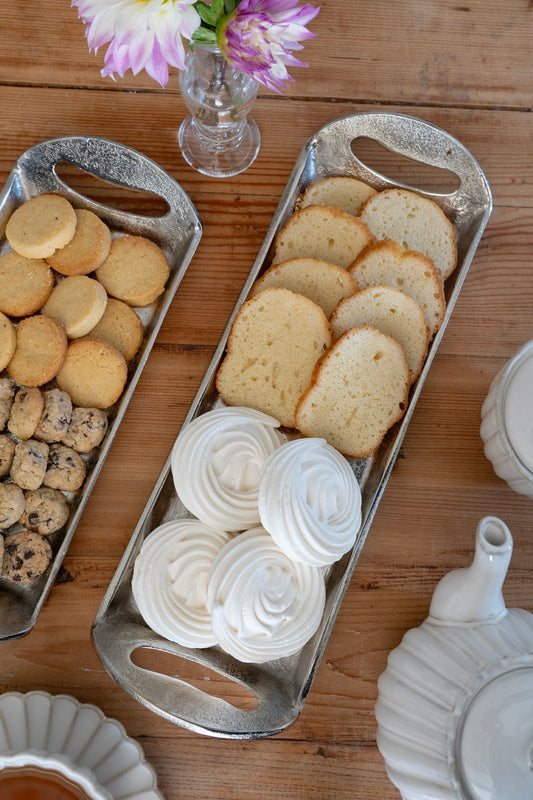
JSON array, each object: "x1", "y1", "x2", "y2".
[
  {"x1": 92, "y1": 112, "x2": 492, "y2": 738},
  {"x1": 0, "y1": 135, "x2": 202, "y2": 641}
]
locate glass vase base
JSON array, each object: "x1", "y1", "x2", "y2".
[{"x1": 178, "y1": 116, "x2": 261, "y2": 178}]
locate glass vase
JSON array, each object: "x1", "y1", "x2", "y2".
[{"x1": 178, "y1": 44, "x2": 261, "y2": 178}]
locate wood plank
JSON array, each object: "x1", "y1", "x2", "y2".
[{"x1": 1, "y1": 1, "x2": 532, "y2": 110}]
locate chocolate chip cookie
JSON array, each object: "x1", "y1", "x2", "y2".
[
  {"x1": 21, "y1": 487, "x2": 70, "y2": 535},
  {"x1": 34, "y1": 389, "x2": 72, "y2": 443},
  {"x1": 2, "y1": 529, "x2": 53, "y2": 584},
  {"x1": 10, "y1": 439, "x2": 49, "y2": 490},
  {"x1": 62, "y1": 407, "x2": 108, "y2": 453},
  {"x1": 44, "y1": 443, "x2": 86, "y2": 492},
  {"x1": 0, "y1": 482, "x2": 25, "y2": 529}
]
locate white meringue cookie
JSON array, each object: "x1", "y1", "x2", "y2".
[
  {"x1": 258, "y1": 438, "x2": 362, "y2": 566},
  {"x1": 171, "y1": 406, "x2": 285, "y2": 531},
  {"x1": 132, "y1": 519, "x2": 231, "y2": 648},
  {"x1": 207, "y1": 526, "x2": 325, "y2": 663}
]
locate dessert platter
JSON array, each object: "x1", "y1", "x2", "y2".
[
  {"x1": 0, "y1": 135, "x2": 202, "y2": 641},
  {"x1": 91, "y1": 111, "x2": 493, "y2": 738}
]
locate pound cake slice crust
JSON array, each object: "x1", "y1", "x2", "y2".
[
  {"x1": 330, "y1": 285, "x2": 429, "y2": 383},
  {"x1": 250, "y1": 257, "x2": 356, "y2": 318},
  {"x1": 299, "y1": 176, "x2": 377, "y2": 216},
  {"x1": 348, "y1": 239, "x2": 446, "y2": 337},
  {"x1": 216, "y1": 287, "x2": 331, "y2": 429},
  {"x1": 295, "y1": 325, "x2": 410, "y2": 459},
  {"x1": 272, "y1": 205, "x2": 374, "y2": 269},
  {"x1": 359, "y1": 187, "x2": 457, "y2": 279}
]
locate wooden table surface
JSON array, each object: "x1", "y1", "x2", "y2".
[{"x1": 1, "y1": 1, "x2": 532, "y2": 798}]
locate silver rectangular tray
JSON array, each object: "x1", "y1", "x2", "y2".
[
  {"x1": 92, "y1": 112, "x2": 492, "y2": 738},
  {"x1": 0, "y1": 135, "x2": 202, "y2": 641}
]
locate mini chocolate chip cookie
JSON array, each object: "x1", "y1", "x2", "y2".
[
  {"x1": 44, "y1": 443, "x2": 86, "y2": 492},
  {"x1": 10, "y1": 439, "x2": 49, "y2": 491},
  {"x1": 2, "y1": 529, "x2": 53, "y2": 584},
  {"x1": 21, "y1": 487, "x2": 70, "y2": 535},
  {"x1": 0, "y1": 482, "x2": 25, "y2": 529},
  {"x1": 62, "y1": 407, "x2": 108, "y2": 453},
  {"x1": 34, "y1": 389, "x2": 73, "y2": 443},
  {"x1": 0, "y1": 435, "x2": 16, "y2": 478},
  {"x1": 0, "y1": 377, "x2": 15, "y2": 430},
  {"x1": 7, "y1": 387, "x2": 44, "y2": 441}
]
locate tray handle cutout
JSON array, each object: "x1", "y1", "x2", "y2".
[
  {"x1": 12, "y1": 135, "x2": 201, "y2": 238},
  {"x1": 92, "y1": 617, "x2": 303, "y2": 739},
  {"x1": 309, "y1": 112, "x2": 491, "y2": 211}
]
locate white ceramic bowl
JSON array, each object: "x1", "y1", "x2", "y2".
[
  {"x1": 480, "y1": 340, "x2": 533, "y2": 499},
  {"x1": 0, "y1": 749, "x2": 111, "y2": 800},
  {"x1": 0, "y1": 691, "x2": 163, "y2": 800}
]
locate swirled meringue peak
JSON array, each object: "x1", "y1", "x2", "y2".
[
  {"x1": 258, "y1": 438, "x2": 362, "y2": 567},
  {"x1": 132, "y1": 519, "x2": 232, "y2": 648},
  {"x1": 207, "y1": 527, "x2": 326, "y2": 663},
  {"x1": 171, "y1": 406, "x2": 285, "y2": 531}
]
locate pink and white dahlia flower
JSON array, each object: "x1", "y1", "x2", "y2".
[
  {"x1": 72, "y1": 0, "x2": 201, "y2": 87},
  {"x1": 216, "y1": 0, "x2": 320, "y2": 93}
]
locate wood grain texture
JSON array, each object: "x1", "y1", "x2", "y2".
[{"x1": 1, "y1": 3, "x2": 533, "y2": 799}]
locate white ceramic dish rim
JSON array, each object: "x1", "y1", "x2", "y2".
[
  {"x1": 492, "y1": 340, "x2": 533, "y2": 481},
  {"x1": 0, "y1": 690, "x2": 164, "y2": 800}
]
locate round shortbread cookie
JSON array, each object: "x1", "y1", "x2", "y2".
[
  {"x1": 46, "y1": 208, "x2": 112, "y2": 275},
  {"x1": 95, "y1": 235, "x2": 170, "y2": 307},
  {"x1": 7, "y1": 315, "x2": 68, "y2": 388},
  {"x1": 250, "y1": 257, "x2": 357, "y2": 318},
  {"x1": 88, "y1": 297, "x2": 144, "y2": 361},
  {"x1": 42, "y1": 275, "x2": 108, "y2": 339},
  {"x1": 6, "y1": 194, "x2": 77, "y2": 259},
  {"x1": 330, "y1": 285, "x2": 429, "y2": 383},
  {"x1": 299, "y1": 176, "x2": 376, "y2": 216},
  {"x1": 0, "y1": 311, "x2": 16, "y2": 371},
  {"x1": 0, "y1": 251, "x2": 54, "y2": 317},
  {"x1": 57, "y1": 337, "x2": 128, "y2": 409}
]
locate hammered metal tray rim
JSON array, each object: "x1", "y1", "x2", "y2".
[
  {"x1": 92, "y1": 111, "x2": 492, "y2": 738},
  {"x1": 0, "y1": 135, "x2": 202, "y2": 641}
]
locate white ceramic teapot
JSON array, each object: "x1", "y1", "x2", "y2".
[{"x1": 375, "y1": 516, "x2": 533, "y2": 800}]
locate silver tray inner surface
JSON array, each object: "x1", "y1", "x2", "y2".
[
  {"x1": 0, "y1": 135, "x2": 202, "y2": 641},
  {"x1": 92, "y1": 112, "x2": 492, "y2": 739}
]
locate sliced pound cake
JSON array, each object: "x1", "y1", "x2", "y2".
[
  {"x1": 272, "y1": 205, "x2": 374, "y2": 269},
  {"x1": 250, "y1": 257, "x2": 356, "y2": 318},
  {"x1": 330, "y1": 285, "x2": 429, "y2": 383},
  {"x1": 299, "y1": 176, "x2": 376, "y2": 216},
  {"x1": 348, "y1": 239, "x2": 446, "y2": 337},
  {"x1": 295, "y1": 326, "x2": 410, "y2": 459},
  {"x1": 216, "y1": 287, "x2": 331, "y2": 429},
  {"x1": 359, "y1": 187, "x2": 457, "y2": 279}
]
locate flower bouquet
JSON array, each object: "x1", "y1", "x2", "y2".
[{"x1": 73, "y1": 0, "x2": 320, "y2": 176}]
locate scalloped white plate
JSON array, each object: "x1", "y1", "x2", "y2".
[{"x1": 0, "y1": 691, "x2": 164, "y2": 800}]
